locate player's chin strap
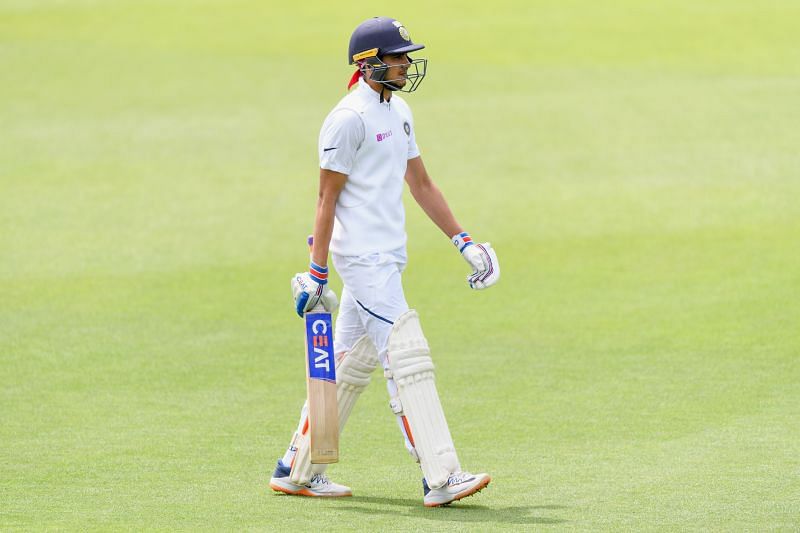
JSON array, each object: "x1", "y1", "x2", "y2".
[
  {"x1": 376, "y1": 66, "x2": 404, "y2": 102},
  {"x1": 381, "y1": 79, "x2": 403, "y2": 92}
]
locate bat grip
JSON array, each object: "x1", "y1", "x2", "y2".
[
  {"x1": 307, "y1": 235, "x2": 325, "y2": 313},
  {"x1": 305, "y1": 234, "x2": 328, "y2": 314}
]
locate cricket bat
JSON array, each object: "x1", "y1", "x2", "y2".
[{"x1": 303, "y1": 236, "x2": 339, "y2": 464}]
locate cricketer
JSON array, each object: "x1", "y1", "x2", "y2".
[{"x1": 270, "y1": 16, "x2": 501, "y2": 507}]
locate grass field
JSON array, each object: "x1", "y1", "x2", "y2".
[{"x1": 2, "y1": 0, "x2": 799, "y2": 530}]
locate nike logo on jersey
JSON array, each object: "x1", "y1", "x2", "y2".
[{"x1": 323, "y1": 147, "x2": 338, "y2": 152}]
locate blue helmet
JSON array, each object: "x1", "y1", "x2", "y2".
[
  {"x1": 348, "y1": 17, "x2": 425, "y2": 65},
  {"x1": 348, "y1": 17, "x2": 427, "y2": 93}
]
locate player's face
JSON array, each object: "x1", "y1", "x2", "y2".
[{"x1": 381, "y1": 53, "x2": 411, "y2": 87}]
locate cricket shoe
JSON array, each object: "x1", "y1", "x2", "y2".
[
  {"x1": 423, "y1": 471, "x2": 491, "y2": 507},
  {"x1": 268, "y1": 460, "x2": 352, "y2": 497}
]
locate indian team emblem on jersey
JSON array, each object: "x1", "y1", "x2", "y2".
[{"x1": 403, "y1": 121, "x2": 411, "y2": 136}]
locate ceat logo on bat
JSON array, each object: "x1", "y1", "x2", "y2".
[{"x1": 305, "y1": 312, "x2": 336, "y2": 383}]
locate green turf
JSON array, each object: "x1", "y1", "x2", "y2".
[{"x1": 2, "y1": 0, "x2": 799, "y2": 530}]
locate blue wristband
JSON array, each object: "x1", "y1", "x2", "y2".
[{"x1": 309, "y1": 261, "x2": 328, "y2": 285}]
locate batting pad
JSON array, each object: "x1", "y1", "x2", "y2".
[
  {"x1": 290, "y1": 335, "x2": 379, "y2": 485},
  {"x1": 387, "y1": 310, "x2": 460, "y2": 489}
]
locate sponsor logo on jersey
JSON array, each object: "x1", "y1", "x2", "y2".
[{"x1": 376, "y1": 130, "x2": 393, "y2": 142}]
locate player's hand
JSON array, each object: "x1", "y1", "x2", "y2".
[
  {"x1": 291, "y1": 262, "x2": 339, "y2": 316},
  {"x1": 452, "y1": 232, "x2": 501, "y2": 290}
]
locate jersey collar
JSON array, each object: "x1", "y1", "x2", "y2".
[{"x1": 357, "y1": 78, "x2": 391, "y2": 106}]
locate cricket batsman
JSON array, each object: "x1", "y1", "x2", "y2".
[{"x1": 269, "y1": 16, "x2": 500, "y2": 507}]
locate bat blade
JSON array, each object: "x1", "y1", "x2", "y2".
[{"x1": 304, "y1": 308, "x2": 339, "y2": 464}]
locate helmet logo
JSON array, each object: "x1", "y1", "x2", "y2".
[{"x1": 391, "y1": 20, "x2": 412, "y2": 41}]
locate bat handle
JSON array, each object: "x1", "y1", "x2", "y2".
[{"x1": 306, "y1": 234, "x2": 327, "y2": 313}]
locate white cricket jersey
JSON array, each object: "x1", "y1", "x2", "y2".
[{"x1": 318, "y1": 78, "x2": 420, "y2": 257}]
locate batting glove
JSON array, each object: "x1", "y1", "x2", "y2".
[
  {"x1": 291, "y1": 261, "x2": 339, "y2": 316},
  {"x1": 452, "y1": 232, "x2": 501, "y2": 290}
]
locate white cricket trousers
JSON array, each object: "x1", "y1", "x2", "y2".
[{"x1": 331, "y1": 249, "x2": 409, "y2": 360}]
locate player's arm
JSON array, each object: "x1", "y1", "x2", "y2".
[
  {"x1": 405, "y1": 156, "x2": 462, "y2": 237},
  {"x1": 291, "y1": 169, "x2": 346, "y2": 317},
  {"x1": 405, "y1": 156, "x2": 500, "y2": 290},
  {"x1": 311, "y1": 169, "x2": 347, "y2": 267}
]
